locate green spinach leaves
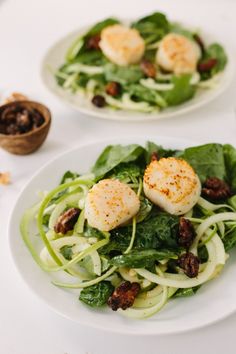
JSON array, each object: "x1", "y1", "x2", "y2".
[
  {"x1": 101, "y1": 212, "x2": 180, "y2": 255},
  {"x1": 163, "y1": 75, "x2": 196, "y2": 106},
  {"x1": 132, "y1": 12, "x2": 169, "y2": 44},
  {"x1": 110, "y1": 249, "x2": 177, "y2": 268},
  {"x1": 91, "y1": 144, "x2": 145, "y2": 180},
  {"x1": 181, "y1": 143, "x2": 226, "y2": 183},
  {"x1": 79, "y1": 281, "x2": 114, "y2": 307}
]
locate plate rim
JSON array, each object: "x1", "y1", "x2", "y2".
[
  {"x1": 8, "y1": 135, "x2": 236, "y2": 335},
  {"x1": 41, "y1": 23, "x2": 235, "y2": 122}
]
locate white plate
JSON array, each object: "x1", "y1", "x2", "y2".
[
  {"x1": 9, "y1": 136, "x2": 236, "y2": 335},
  {"x1": 41, "y1": 26, "x2": 234, "y2": 122}
]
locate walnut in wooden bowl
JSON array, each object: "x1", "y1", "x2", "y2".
[{"x1": 0, "y1": 101, "x2": 51, "y2": 155}]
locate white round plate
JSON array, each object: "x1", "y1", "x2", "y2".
[
  {"x1": 41, "y1": 26, "x2": 234, "y2": 122},
  {"x1": 9, "y1": 136, "x2": 236, "y2": 335}
]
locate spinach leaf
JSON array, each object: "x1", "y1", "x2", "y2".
[
  {"x1": 174, "y1": 286, "x2": 201, "y2": 298},
  {"x1": 42, "y1": 214, "x2": 50, "y2": 227},
  {"x1": 66, "y1": 18, "x2": 120, "y2": 61},
  {"x1": 136, "y1": 197, "x2": 153, "y2": 223},
  {"x1": 72, "y1": 51, "x2": 108, "y2": 65},
  {"x1": 145, "y1": 141, "x2": 178, "y2": 163},
  {"x1": 133, "y1": 213, "x2": 180, "y2": 250},
  {"x1": 79, "y1": 281, "x2": 114, "y2": 307},
  {"x1": 86, "y1": 18, "x2": 119, "y2": 37},
  {"x1": 127, "y1": 84, "x2": 167, "y2": 108},
  {"x1": 104, "y1": 63, "x2": 144, "y2": 84},
  {"x1": 181, "y1": 143, "x2": 226, "y2": 183},
  {"x1": 60, "y1": 245, "x2": 74, "y2": 260},
  {"x1": 170, "y1": 23, "x2": 194, "y2": 40},
  {"x1": 198, "y1": 245, "x2": 209, "y2": 263},
  {"x1": 223, "y1": 227, "x2": 236, "y2": 252},
  {"x1": 207, "y1": 44, "x2": 227, "y2": 72},
  {"x1": 143, "y1": 49, "x2": 156, "y2": 63},
  {"x1": 198, "y1": 43, "x2": 227, "y2": 80},
  {"x1": 132, "y1": 12, "x2": 169, "y2": 44},
  {"x1": 75, "y1": 72, "x2": 106, "y2": 89},
  {"x1": 101, "y1": 213, "x2": 180, "y2": 255},
  {"x1": 108, "y1": 162, "x2": 142, "y2": 184},
  {"x1": 162, "y1": 75, "x2": 196, "y2": 106},
  {"x1": 60, "y1": 171, "x2": 79, "y2": 184},
  {"x1": 223, "y1": 144, "x2": 236, "y2": 192},
  {"x1": 110, "y1": 249, "x2": 177, "y2": 268},
  {"x1": 205, "y1": 43, "x2": 227, "y2": 73},
  {"x1": 91, "y1": 144, "x2": 145, "y2": 180}
]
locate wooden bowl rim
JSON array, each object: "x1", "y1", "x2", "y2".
[{"x1": 0, "y1": 100, "x2": 51, "y2": 139}]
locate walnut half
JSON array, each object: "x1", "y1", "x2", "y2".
[
  {"x1": 0, "y1": 172, "x2": 10, "y2": 185},
  {"x1": 54, "y1": 208, "x2": 80, "y2": 234},
  {"x1": 107, "y1": 281, "x2": 140, "y2": 311},
  {"x1": 3, "y1": 92, "x2": 28, "y2": 104}
]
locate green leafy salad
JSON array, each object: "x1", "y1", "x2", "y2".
[
  {"x1": 21, "y1": 142, "x2": 236, "y2": 319},
  {"x1": 55, "y1": 12, "x2": 228, "y2": 113}
]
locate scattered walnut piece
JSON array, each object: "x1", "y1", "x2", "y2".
[
  {"x1": 0, "y1": 172, "x2": 11, "y2": 185},
  {"x1": 202, "y1": 177, "x2": 231, "y2": 200},
  {"x1": 3, "y1": 92, "x2": 28, "y2": 104},
  {"x1": 140, "y1": 59, "x2": 157, "y2": 78},
  {"x1": 105, "y1": 82, "x2": 121, "y2": 97},
  {"x1": 178, "y1": 217, "x2": 196, "y2": 249},
  {"x1": 54, "y1": 207, "x2": 80, "y2": 234},
  {"x1": 178, "y1": 252, "x2": 200, "y2": 278},
  {"x1": 107, "y1": 281, "x2": 140, "y2": 311},
  {"x1": 86, "y1": 34, "x2": 101, "y2": 50}
]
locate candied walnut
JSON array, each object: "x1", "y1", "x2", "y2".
[
  {"x1": 202, "y1": 177, "x2": 231, "y2": 200},
  {"x1": 1, "y1": 106, "x2": 17, "y2": 122},
  {"x1": 32, "y1": 109, "x2": 45, "y2": 127},
  {"x1": 107, "y1": 281, "x2": 140, "y2": 311},
  {"x1": 151, "y1": 152, "x2": 158, "y2": 161},
  {"x1": 0, "y1": 104, "x2": 45, "y2": 136},
  {"x1": 0, "y1": 123, "x2": 6, "y2": 134},
  {"x1": 16, "y1": 110, "x2": 32, "y2": 133},
  {"x1": 0, "y1": 172, "x2": 10, "y2": 185},
  {"x1": 105, "y1": 82, "x2": 121, "y2": 97},
  {"x1": 6, "y1": 123, "x2": 20, "y2": 135},
  {"x1": 178, "y1": 217, "x2": 196, "y2": 249},
  {"x1": 3, "y1": 92, "x2": 28, "y2": 104},
  {"x1": 91, "y1": 95, "x2": 106, "y2": 108},
  {"x1": 86, "y1": 34, "x2": 101, "y2": 50},
  {"x1": 178, "y1": 252, "x2": 200, "y2": 278},
  {"x1": 197, "y1": 58, "x2": 217, "y2": 72},
  {"x1": 54, "y1": 208, "x2": 80, "y2": 234},
  {"x1": 140, "y1": 59, "x2": 156, "y2": 78}
]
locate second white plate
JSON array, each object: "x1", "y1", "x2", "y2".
[{"x1": 41, "y1": 25, "x2": 234, "y2": 122}]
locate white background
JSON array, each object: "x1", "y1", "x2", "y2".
[{"x1": 1, "y1": 0, "x2": 236, "y2": 353}]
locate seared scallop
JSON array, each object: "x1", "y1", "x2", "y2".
[
  {"x1": 84, "y1": 179, "x2": 140, "y2": 231},
  {"x1": 156, "y1": 33, "x2": 201, "y2": 75},
  {"x1": 143, "y1": 157, "x2": 201, "y2": 215},
  {"x1": 99, "y1": 24, "x2": 145, "y2": 66}
]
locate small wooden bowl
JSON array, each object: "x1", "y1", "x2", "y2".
[{"x1": 0, "y1": 101, "x2": 51, "y2": 155}]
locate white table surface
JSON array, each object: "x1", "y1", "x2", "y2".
[{"x1": 1, "y1": 0, "x2": 236, "y2": 353}]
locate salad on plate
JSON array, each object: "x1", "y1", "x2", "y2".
[
  {"x1": 21, "y1": 141, "x2": 236, "y2": 319},
  {"x1": 55, "y1": 12, "x2": 228, "y2": 113}
]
